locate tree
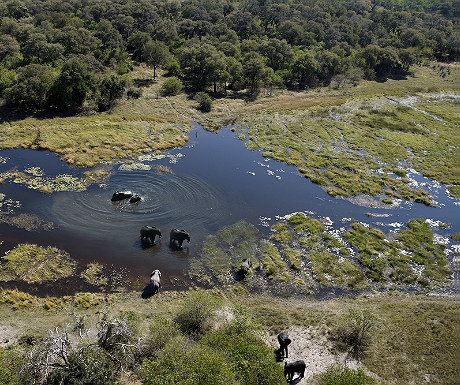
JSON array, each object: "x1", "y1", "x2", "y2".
[
  {"x1": 0, "y1": 34, "x2": 20, "y2": 60},
  {"x1": 4, "y1": 64, "x2": 55, "y2": 108},
  {"x1": 242, "y1": 52, "x2": 271, "y2": 93},
  {"x1": 98, "y1": 73, "x2": 126, "y2": 109},
  {"x1": 127, "y1": 31, "x2": 151, "y2": 61},
  {"x1": 289, "y1": 49, "x2": 319, "y2": 88},
  {"x1": 143, "y1": 40, "x2": 170, "y2": 79},
  {"x1": 180, "y1": 42, "x2": 225, "y2": 91},
  {"x1": 258, "y1": 38, "x2": 294, "y2": 71},
  {"x1": 50, "y1": 57, "x2": 95, "y2": 109}
]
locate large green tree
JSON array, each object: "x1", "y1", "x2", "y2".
[
  {"x1": 4, "y1": 63, "x2": 55, "y2": 108},
  {"x1": 50, "y1": 57, "x2": 95, "y2": 109},
  {"x1": 143, "y1": 40, "x2": 170, "y2": 79}
]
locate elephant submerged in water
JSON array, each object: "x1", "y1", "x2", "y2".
[
  {"x1": 111, "y1": 191, "x2": 141, "y2": 203},
  {"x1": 140, "y1": 226, "x2": 162, "y2": 245},
  {"x1": 169, "y1": 229, "x2": 190, "y2": 248}
]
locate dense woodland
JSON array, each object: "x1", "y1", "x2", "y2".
[{"x1": 0, "y1": 0, "x2": 458, "y2": 111}]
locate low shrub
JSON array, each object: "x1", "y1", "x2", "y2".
[
  {"x1": 331, "y1": 310, "x2": 376, "y2": 361},
  {"x1": 173, "y1": 291, "x2": 220, "y2": 337},
  {"x1": 161, "y1": 77, "x2": 183, "y2": 96},
  {"x1": 315, "y1": 363, "x2": 375, "y2": 385},
  {"x1": 138, "y1": 340, "x2": 236, "y2": 385},
  {"x1": 195, "y1": 92, "x2": 212, "y2": 112},
  {"x1": 48, "y1": 345, "x2": 115, "y2": 385}
]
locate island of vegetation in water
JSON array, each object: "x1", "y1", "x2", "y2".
[{"x1": 0, "y1": 0, "x2": 459, "y2": 384}]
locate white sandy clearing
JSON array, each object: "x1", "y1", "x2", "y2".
[{"x1": 266, "y1": 325, "x2": 363, "y2": 384}]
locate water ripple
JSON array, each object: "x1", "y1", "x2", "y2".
[{"x1": 51, "y1": 170, "x2": 225, "y2": 235}]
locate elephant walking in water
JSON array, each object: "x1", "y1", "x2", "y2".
[
  {"x1": 140, "y1": 226, "x2": 162, "y2": 245},
  {"x1": 169, "y1": 229, "x2": 190, "y2": 248}
]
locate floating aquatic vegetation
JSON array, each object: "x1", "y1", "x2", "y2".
[
  {"x1": 0, "y1": 170, "x2": 88, "y2": 193},
  {"x1": 80, "y1": 263, "x2": 108, "y2": 287},
  {"x1": 137, "y1": 153, "x2": 167, "y2": 162},
  {"x1": 153, "y1": 164, "x2": 174, "y2": 174},
  {"x1": 168, "y1": 153, "x2": 184, "y2": 164},
  {"x1": 0, "y1": 243, "x2": 76, "y2": 283},
  {"x1": 24, "y1": 167, "x2": 44, "y2": 177},
  {"x1": 0, "y1": 213, "x2": 53, "y2": 231},
  {"x1": 0, "y1": 193, "x2": 21, "y2": 214},
  {"x1": 118, "y1": 162, "x2": 151, "y2": 171}
]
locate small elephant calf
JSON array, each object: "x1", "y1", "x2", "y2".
[
  {"x1": 149, "y1": 269, "x2": 161, "y2": 294},
  {"x1": 284, "y1": 360, "x2": 306, "y2": 382},
  {"x1": 277, "y1": 332, "x2": 292, "y2": 358}
]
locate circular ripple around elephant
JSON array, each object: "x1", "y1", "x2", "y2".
[{"x1": 51, "y1": 170, "x2": 226, "y2": 235}]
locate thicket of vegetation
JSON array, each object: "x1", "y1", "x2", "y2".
[
  {"x1": 0, "y1": 0, "x2": 458, "y2": 111},
  {"x1": 0, "y1": 289, "x2": 459, "y2": 385}
]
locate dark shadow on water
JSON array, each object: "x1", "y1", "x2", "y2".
[{"x1": 168, "y1": 242, "x2": 189, "y2": 252}]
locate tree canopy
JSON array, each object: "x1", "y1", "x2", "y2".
[{"x1": 0, "y1": 0, "x2": 458, "y2": 110}]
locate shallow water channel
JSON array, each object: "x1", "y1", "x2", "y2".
[{"x1": 1, "y1": 125, "x2": 459, "y2": 294}]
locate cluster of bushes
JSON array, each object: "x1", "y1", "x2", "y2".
[
  {"x1": 0, "y1": 0, "x2": 458, "y2": 110},
  {"x1": 0, "y1": 292, "x2": 287, "y2": 384},
  {"x1": 0, "y1": 290, "x2": 381, "y2": 385}
]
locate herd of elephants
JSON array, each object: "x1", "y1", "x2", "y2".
[
  {"x1": 113, "y1": 190, "x2": 306, "y2": 382},
  {"x1": 112, "y1": 189, "x2": 253, "y2": 290}
]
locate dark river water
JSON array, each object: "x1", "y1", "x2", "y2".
[{"x1": 1, "y1": 125, "x2": 459, "y2": 294}]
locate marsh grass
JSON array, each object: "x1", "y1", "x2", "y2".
[
  {"x1": 80, "y1": 263, "x2": 108, "y2": 287},
  {"x1": 189, "y1": 221, "x2": 259, "y2": 284},
  {"x1": 233, "y1": 64, "x2": 459, "y2": 201},
  {"x1": 0, "y1": 243, "x2": 76, "y2": 284}
]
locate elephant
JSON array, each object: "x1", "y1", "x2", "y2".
[
  {"x1": 129, "y1": 194, "x2": 141, "y2": 203},
  {"x1": 111, "y1": 191, "x2": 133, "y2": 202},
  {"x1": 284, "y1": 360, "x2": 306, "y2": 382},
  {"x1": 277, "y1": 332, "x2": 292, "y2": 359},
  {"x1": 149, "y1": 269, "x2": 161, "y2": 294},
  {"x1": 240, "y1": 258, "x2": 252, "y2": 276},
  {"x1": 140, "y1": 226, "x2": 162, "y2": 244},
  {"x1": 169, "y1": 229, "x2": 190, "y2": 248}
]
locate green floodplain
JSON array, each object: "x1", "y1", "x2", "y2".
[{"x1": 1, "y1": 63, "x2": 460, "y2": 384}]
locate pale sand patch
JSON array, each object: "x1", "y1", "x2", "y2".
[
  {"x1": 0, "y1": 325, "x2": 18, "y2": 348},
  {"x1": 266, "y1": 325, "x2": 362, "y2": 383}
]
